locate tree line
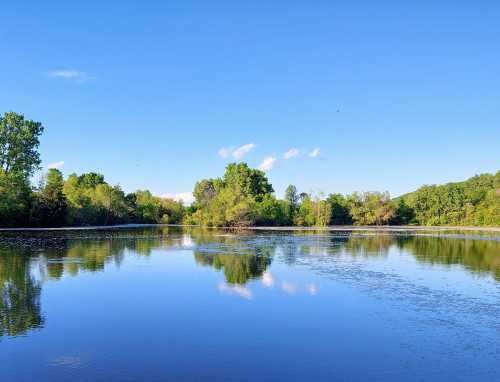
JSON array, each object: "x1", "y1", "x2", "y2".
[
  {"x1": 0, "y1": 111, "x2": 498, "y2": 227},
  {"x1": 0, "y1": 112, "x2": 184, "y2": 227},
  {"x1": 187, "y1": 163, "x2": 499, "y2": 227}
]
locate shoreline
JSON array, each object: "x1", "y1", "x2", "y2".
[{"x1": 0, "y1": 224, "x2": 499, "y2": 233}]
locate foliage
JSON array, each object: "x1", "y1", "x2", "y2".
[
  {"x1": 193, "y1": 179, "x2": 222, "y2": 206},
  {"x1": 62, "y1": 173, "x2": 183, "y2": 226},
  {"x1": 402, "y1": 172, "x2": 500, "y2": 226},
  {"x1": 345, "y1": 192, "x2": 396, "y2": 225},
  {"x1": 0, "y1": 111, "x2": 498, "y2": 228},
  {"x1": 294, "y1": 194, "x2": 332, "y2": 227},
  {"x1": 284, "y1": 184, "x2": 299, "y2": 222},
  {"x1": 31, "y1": 169, "x2": 68, "y2": 227},
  {"x1": 326, "y1": 193, "x2": 352, "y2": 225},
  {"x1": 190, "y1": 163, "x2": 273, "y2": 227},
  {"x1": 391, "y1": 199, "x2": 415, "y2": 225},
  {"x1": 0, "y1": 248, "x2": 44, "y2": 337},
  {"x1": 0, "y1": 111, "x2": 44, "y2": 176},
  {"x1": 0, "y1": 172, "x2": 32, "y2": 227},
  {"x1": 134, "y1": 190, "x2": 162, "y2": 223},
  {"x1": 222, "y1": 163, "x2": 273, "y2": 202},
  {"x1": 194, "y1": 252, "x2": 271, "y2": 284},
  {"x1": 255, "y1": 194, "x2": 291, "y2": 226}
]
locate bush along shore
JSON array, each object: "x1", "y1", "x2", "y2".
[{"x1": 1, "y1": 111, "x2": 499, "y2": 228}]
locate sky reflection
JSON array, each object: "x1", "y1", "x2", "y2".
[{"x1": 1, "y1": 227, "x2": 499, "y2": 381}]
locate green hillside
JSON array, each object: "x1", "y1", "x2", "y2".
[{"x1": 399, "y1": 172, "x2": 500, "y2": 226}]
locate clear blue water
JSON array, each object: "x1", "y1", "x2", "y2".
[{"x1": 1, "y1": 227, "x2": 499, "y2": 381}]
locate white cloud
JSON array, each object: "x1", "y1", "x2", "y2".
[
  {"x1": 47, "y1": 69, "x2": 94, "y2": 82},
  {"x1": 307, "y1": 283, "x2": 317, "y2": 295},
  {"x1": 162, "y1": 192, "x2": 195, "y2": 205},
  {"x1": 258, "y1": 156, "x2": 277, "y2": 172},
  {"x1": 218, "y1": 143, "x2": 256, "y2": 160},
  {"x1": 281, "y1": 281, "x2": 298, "y2": 294},
  {"x1": 217, "y1": 283, "x2": 253, "y2": 300},
  {"x1": 47, "y1": 161, "x2": 64, "y2": 169},
  {"x1": 261, "y1": 271, "x2": 274, "y2": 288},
  {"x1": 283, "y1": 148, "x2": 300, "y2": 160},
  {"x1": 218, "y1": 147, "x2": 232, "y2": 158},
  {"x1": 232, "y1": 143, "x2": 256, "y2": 159},
  {"x1": 308, "y1": 148, "x2": 320, "y2": 158}
]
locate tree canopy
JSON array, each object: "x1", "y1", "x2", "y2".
[
  {"x1": 0, "y1": 112, "x2": 44, "y2": 176},
  {"x1": 0, "y1": 111, "x2": 498, "y2": 228}
]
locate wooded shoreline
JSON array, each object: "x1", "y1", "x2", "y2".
[
  {"x1": 1, "y1": 111, "x2": 499, "y2": 228},
  {"x1": 0, "y1": 224, "x2": 499, "y2": 233}
]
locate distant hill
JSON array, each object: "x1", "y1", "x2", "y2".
[{"x1": 398, "y1": 171, "x2": 500, "y2": 226}]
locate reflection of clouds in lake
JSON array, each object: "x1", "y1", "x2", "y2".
[
  {"x1": 217, "y1": 283, "x2": 253, "y2": 300},
  {"x1": 308, "y1": 283, "x2": 317, "y2": 295},
  {"x1": 181, "y1": 235, "x2": 194, "y2": 247},
  {"x1": 49, "y1": 356, "x2": 82, "y2": 367},
  {"x1": 281, "y1": 282, "x2": 298, "y2": 294},
  {"x1": 261, "y1": 271, "x2": 274, "y2": 288}
]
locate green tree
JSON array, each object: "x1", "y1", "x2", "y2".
[
  {"x1": 222, "y1": 162, "x2": 273, "y2": 202},
  {"x1": 392, "y1": 199, "x2": 415, "y2": 225},
  {"x1": 160, "y1": 198, "x2": 185, "y2": 224},
  {"x1": 347, "y1": 191, "x2": 395, "y2": 225},
  {"x1": 191, "y1": 163, "x2": 274, "y2": 227},
  {"x1": 193, "y1": 179, "x2": 221, "y2": 206},
  {"x1": 284, "y1": 184, "x2": 299, "y2": 222},
  {"x1": 0, "y1": 172, "x2": 32, "y2": 227},
  {"x1": 402, "y1": 171, "x2": 500, "y2": 226},
  {"x1": 31, "y1": 169, "x2": 68, "y2": 227},
  {"x1": 255, "y1": 194, "x2": 290, "y2": 226},
  {"x1": 294, "y1": 194, "x2": 331, "y2": 226},
  {"x1": 284, "y1": 184, "x2": 299, "y2": 210},
  {"x1": 133, "y1": 190, "x2": 162, "y2": 223},
  {"x1": 78, "y1": 172, "x2": 105, "y2": 189},
  {"x1": 0, "y1": 111, "x2": 44, "y2": 176},
  {"x1": 93, "y1": 183, "x2": 130, "y2": 224},
  {"x1": 326, "y1": 193, "x2": 352, "y2": 225},
  {"x1": 63, "y1": 172, "x2": 132, "y2": 225}
]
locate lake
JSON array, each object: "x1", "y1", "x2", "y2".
[{"x1": 1, "y1": 227, "x2": 499, "y2": 381}]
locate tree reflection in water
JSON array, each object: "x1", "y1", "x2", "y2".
[
  {"x1": 397, "y1": 236, "x2": 500, "y2": 281},
  {"x1": 0, "y1": 227, "x2": 499, "y2": 339},
  {"x1": 0, "y1": 247, "x2": 43, "y2": 337},
  {"x1": 194, "y1": 252, "x2": 271, "y2": 284}
]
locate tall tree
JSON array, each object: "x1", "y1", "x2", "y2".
[
  {"x1": 284, "y1": 185, "x2": 299, "y2": 210},
  {"x1": 326, "y1": 193, "x2": 352, "y2": 225},
  {"x1": 284, "y1": 184, "x2": 299, "y2": 223},
  {"x1": 78, "y1": 172, "x2": 105, "y2": 188},
  {"x1": 293, "y1": 194, "x2": 331, "y2": 227},
  {"x1": 222, "y1": 162, "x2": 273, "y2": 202},
  {"x1": 31, "y1": 169, "x2": 68, "y2": 227},
  {"x1": 193, "y1": 179, "x2": 220, "y2": 206},
  {"x1": 0, "y1": 172, "x2": 32, "y2": 227},
  {"x1": 347, "y1": 191, "x2": 396, "y2": 225},
  {"x1": 0, "y1": 112, "x2": 44, "y2": 176}
]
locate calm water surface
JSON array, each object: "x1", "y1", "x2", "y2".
[{"x1": 1, "y1": 227, "x2": 499, "y2": 381}]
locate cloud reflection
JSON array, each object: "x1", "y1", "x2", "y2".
[
  {"x1": 307, "y1": 283, "x2": 317, "y2": 295},
  {"x1": 49, "y1": 356, "x2": 82, "y2": 367},
  {"x1": 217, "y1": 283, "x2": 253, "y2": 300},
  {"x1": 281, "y1": 282, "x2": 298, "y2": 294},
  {"x1": 261, "y1": 271, "x2": 274, "y2": 288}
]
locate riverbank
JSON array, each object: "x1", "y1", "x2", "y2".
[{"x1": 0, "y1": 224, "x2": 499, "y2": 232}]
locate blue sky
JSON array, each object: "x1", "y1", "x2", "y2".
[{"x1": 1, "y1": 1, "x2": 499, "y2": 202}]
